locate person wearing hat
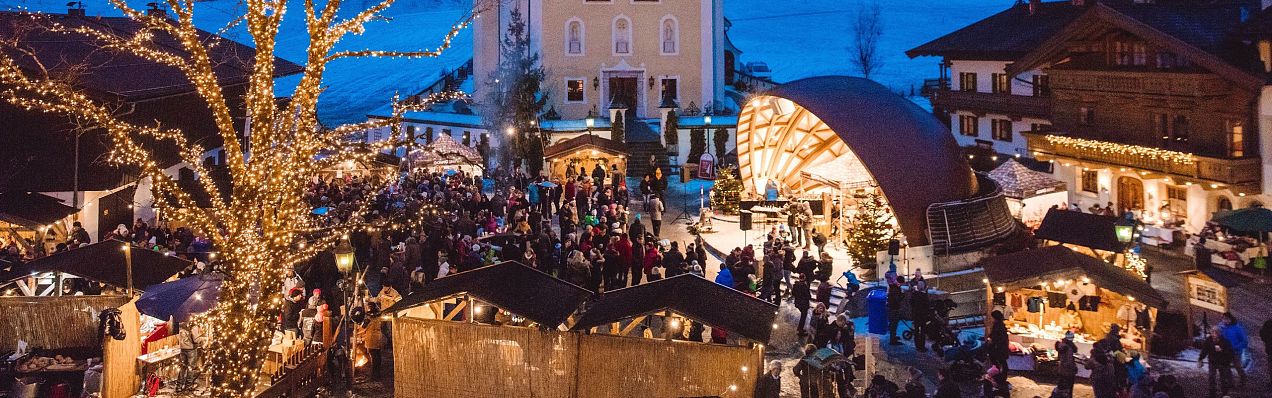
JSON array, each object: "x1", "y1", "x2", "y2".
[
  {"x1": 1053, "y1": 330, "x2": 1079, "y2": 398},
  {"x1": 754, "y1": 360, "x2": 782, "y2": 398},
  {"x1": 69, "y1": 221, "x2": 90, "y2": 246}
]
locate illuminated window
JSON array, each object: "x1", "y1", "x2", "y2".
[
  {"x1": 991, "y1": 119, "x2": 1012, "y2": 142},
  {"x1": 1227, "y1": 120, "x2": 1244, "y2": 157},
  {"x1": 991, "y1": 73, "x2": 1009, "y2": 94},
  {"x1": 661, "y1": 78, "x2": 678, "y2": 103},
  {"x1": 958, "y1": 72, "x2": 977, "y2": 92},
  {"x1": 566, "y1": 79, "x2": 585, "y2": 103},
  {"x1": 959, "y1": 115, "x2": 978, "y2": 137}
]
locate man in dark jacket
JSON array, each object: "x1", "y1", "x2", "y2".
[
  {"x1": 792, "y1": 344, "x2": 820, "y2": 398},
  {"x1": 663, "y1": 241, "x2": 685, "y2": 278},
  {"x1": 1199, "y1": 326, "x2": 1235, "y2": 397},
  {"x1": 754, "y1": 360, "x2": 781, "y2": 398},
  {"x1": 909, "y1": 279, "x2": 931, "y2": 353},
  {"x1": 887, "y1": 277, "x2": 906, "y2": 345},
  {"x1": 793, "y1": 275, "x2": 812, "y2": 336}
]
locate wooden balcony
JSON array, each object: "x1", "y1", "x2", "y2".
[
  {"x1": 929, "y1": 89, "x2": 1051, "y2": 119},
  {"x1": 1048, "y1": 69, "x2": 1230, "y2": 98},
  {"x1": 1024, "y1": 132, "x2": 1261, "y2": 191}
]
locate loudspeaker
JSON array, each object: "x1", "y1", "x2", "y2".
[
  {"x1": 887, "y1": 239, "x2": 900, "y2": 256},
  {"x1": 739, "y1": 210, "x2": 752, "y2": 231}
]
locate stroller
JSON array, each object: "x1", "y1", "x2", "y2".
[{"x1": 900, "y1": 299, "x2": 959, "y2": 354}]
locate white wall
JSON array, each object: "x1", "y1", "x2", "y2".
[
  {"x1": 945, "y1": 60, "x2": 1047, "y2": 157},
  {"x1": 1258, "y1": 86, "x2": 1272, "y2": 196},
  {"x1": 949, "y1": 112, "x2": 1045, "y2": 157}
]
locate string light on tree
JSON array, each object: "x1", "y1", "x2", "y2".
[{"x1": 0, "y1": 0, "x2": 489, "y2": 395}]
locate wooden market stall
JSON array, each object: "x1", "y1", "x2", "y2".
[
  {"x1": 0, "y1": 191, "x2": 80, "y2": 258},
  {"x1": 406, "y1": 134, "x2": 484, "y2": 176},
  {"x1": 0, "y1": 241, "x2": 191, "y2": 397},
  {"x1": 543, "y1": 135, "x2": 628, "y2": 183},
  {"x1": 987, "y1": 159, "x2": 1067, "y2": 229},
  {"x1": 1034, "y1": 208, "x2": 1147, "y2": 278},
  {"x1": 980, "y1": 246, "x2": 1168, "y2": 376},
  {"x1": 384, "y1": 262, "x2": 769, "y2": 398}
]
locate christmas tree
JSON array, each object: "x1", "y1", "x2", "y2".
[
  {"x1": 688, "y1": 128, "x2": 706, "y2": 164},
  {"x1": 712, "y1": 166, "x2": 742, "y2": 215},
  {"x1": 663, "y1": 109, "x2": 680, "y2": 151},
  {"x1": 845, "y1": 190, "x2": 898, "y2": 273}
]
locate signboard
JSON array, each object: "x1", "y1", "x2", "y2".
[
  {"x1": 1186, "y1": 273, "x2": 1227, "y2": 313},
  {"x1": 698, "y1": 154, "x2": 716, "y2": 180}
]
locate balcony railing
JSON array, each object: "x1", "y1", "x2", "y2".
[
  {"x1": 1049, "y1": 69, "x2": 1230, "y2": 98},
  {"x1": 929, "y1": 89, "x2": 1052, "y2": 119},
  {"x1": 1024, "y1": 132, "x2": 1261, "y2": 189}
]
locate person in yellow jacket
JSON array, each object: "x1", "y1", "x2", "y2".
[{"x1": 355, "y1": 300, "x2": 386, "y2": 380}]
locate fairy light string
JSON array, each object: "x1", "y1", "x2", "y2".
[{"x1": 0, "y1": 0, "x2": 488, "y2": 394}]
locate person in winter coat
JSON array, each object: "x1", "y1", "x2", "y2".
[
  {"x1": 1052, "y1": 331, "x2": 1079, "y2": 398},
  {"x1": 663, "y1": 241, "x2": 685, "y2": 277},
  {"x1": 986, "y1": 310, "x2": 1010, "y2": 378},
  {"x1": 754, "y1": 360, "x2": 782, "y2": 398},
  {"x1": 1219, "y1": 312, "x2": 1249, "y2": 384},
  {"x1": 715, "y1": 266, "x2": 735, "y2": 289},
  {"x1": 933, "y1": 368, "x2": 961, "y2": 398},
  {"x1": 909, "y1": 279, "x2": 932, "y2": 353},
  {"x1": 1198, "y1": 326, "x2": 1235, "y2": 397},
  {"x1": 793, "y1": 344, "x2": 821, "y2": 398},
  {"x1": 1263, "y1": 319, "x2": 1272, "y2": 387},
  {"x1": 793, "y1": 274, "x2": 813, "y2": 335}
]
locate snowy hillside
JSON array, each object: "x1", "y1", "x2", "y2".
[
  {"x1": 727, "y1": 0, "x2": 1009, "y2": 94},
  {"x1": 1, "y1": 0, "x2": 1010, "y2": 124}
]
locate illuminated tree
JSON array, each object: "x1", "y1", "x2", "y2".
[
  {"x1": 711, "y1": 166, "x2": 741, "y2": 215},
  {"x1": 845, "y1": 190, "x2": 897, "y2": 272},
  {"x1": 0, "y1": 1, "x2": 480, "y2": 395}
]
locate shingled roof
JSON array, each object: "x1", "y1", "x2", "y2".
[
  {"x1": 383, "y1": 261, "x2": 593, "y2": 328},
  {"x1": 570, "y1": 274, "x2": 779, "y2": 343},
  {"x1": 0, "y1": 11, "x2": 304, "y2": 193},
  {"x1": 543, "y1": 134, "x2": 628, "y2": 159},
  {"x1": 906, "y1": 1, "x2": 1086, "y2": 60}
]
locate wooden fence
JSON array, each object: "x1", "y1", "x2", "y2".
[
  {"x1": 0, "y1": 295, "x2": 130, "y2": 352},
  {"x1": 392, "y1": 317, "x2": 763, "y2": 398}
]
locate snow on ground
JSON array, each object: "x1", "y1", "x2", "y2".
[{"x1": 726, "y1": 0, "x2": 1008, "y2": 94}]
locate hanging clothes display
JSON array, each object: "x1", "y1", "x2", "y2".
[
  {"x1": 1116, "y1": 303, "x2": 1139, "y2": 325},
  {"x1": 1026, "y1": 297, "x2": 1044, "y2": 313},
  {"x1": 1047, "y1": 291, "x2": 1067, "y2": 308},
  {"x1": 1078, "y1": 295, "x2": 1101, "y2": 311}
]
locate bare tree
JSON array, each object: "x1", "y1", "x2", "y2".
[
  {"x1": 850, "y1": 1, "x2": 883, "y2": 78},
  {"x1": 0, "y1": 0, "x2": 484, "y2": 395}
]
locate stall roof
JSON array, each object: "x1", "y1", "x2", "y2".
[
  {"x1": 0, "y1": 191, "x2": 78, "y2": 227},
  {"x1": 570, "y1": 274, "x2": 779, "y2": 343},
  {"x1": 0, "y1": 239, "x2": 191, "y2": 290},
  {"x1": 383, "y1": 261, "x2": 592, "y2": 328},
  {"x1": 981, "y1": 245, "x2": 1167, "y2": 308},
  {"x1": 1034, "y1": 208, "x2": 1124, "y2": 252},
  {"x1": 987, "y1": 159, "x2": 1066, "y2": 200},
  {"x1": 543, "y1": 134, "x2": 628, "y2": 159}
]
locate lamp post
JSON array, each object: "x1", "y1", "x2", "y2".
[
  {"x1": 332, "y1": 238, "x2": 355, "y2": 388},
  {"x1": 585, "y1": 110, "x2": 596, "y2": 135},
  {"x1": 1115, "y1": 217, "x2": 1139, "y2": 247}
]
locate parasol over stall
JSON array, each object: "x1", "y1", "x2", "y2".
[{"x1": 135, "y1": 272, "x2": 224, "y2": 323}]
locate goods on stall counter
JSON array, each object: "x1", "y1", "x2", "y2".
[{"x1": 15, "y1": 355, "x2": 77, "y2": 372}]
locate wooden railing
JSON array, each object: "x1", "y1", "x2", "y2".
[
  {"x1": 1025, "y1": 133, "x2": 1262, "y2": 188},
  {"x1": 929, "y1": 89, "x2": 1052, "y2": 119},
  {"x1": 1049, "y1": 69, "x2": 1230, "y2": 98},
  {"x1": 254, "y1": 343, "x2": 325, "y2": 398}
]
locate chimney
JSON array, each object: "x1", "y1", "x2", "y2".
[
  {"x1": 1030, "y1": 0, "x2": 1042, "y2": 15},
  {"x1": 66, "y1": 1, "x2": 84, "y2": 16}
]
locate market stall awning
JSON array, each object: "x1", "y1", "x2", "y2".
[
  {"x1": 1, "y1": 240, "x2": 191, "y2": 291},
  {"x1": 1211, "y1": 206, "x2": 1272, "y2": 232},
  {"x1": 543, "y1": 134, "x2": 628, "y2": 159},
  {"x1": 981, "y1": 245, "x2": 1167, "y2": 308},
  {"x1": 136, "y1": 272, "x2": 223, "y2": 322},
  {"x1": 987, "y1": 159, "x2": 1066, "y2": 200},
  {"x1": 408, "y1": 134, "x2": 482, "y2": 167},
  {"x1": 0, "y1": 191, "x2": 78, "y2": 227},
  {"x1": 384, "y1": 261, "x2": 592, "y2": 327},
  {"x1": 569, "y1": 274, "x2": 779, "y2": 343},
  {"x1": 1034, "y1": 208, "x2": 1124, "y2": 252}
]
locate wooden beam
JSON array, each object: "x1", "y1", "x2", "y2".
[
  {"x1": 442, "y1": 300, "x2": 467, "y2": 321},
  {"x1": 617, "y1": 315, "x2": 647, "y2": 337}
]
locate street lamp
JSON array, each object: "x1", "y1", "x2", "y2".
[
  {"x1": 334, "y1": 239, "x2": 355, "y2": 274},
  {"x1": 585, "y1": 110, "x2": 596, "y2": 135},
  {"x1": 1115, "y1": 217, "x2": 1139, "y2": 246},
  {"x1": 332, "y1": 237, "x2": 356, "y2": 387}
]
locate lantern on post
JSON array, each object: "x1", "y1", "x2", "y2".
[
  {"x1": 334, "y1": 239, "x2": 355, "y2": 274},
  {"x1": 1115, "y1": 217, "x2": 1139, "y2": 246}
]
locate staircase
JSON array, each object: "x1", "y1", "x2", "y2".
[{"x1": 624, "y1": 117, "x2": 669, "y2": 179}]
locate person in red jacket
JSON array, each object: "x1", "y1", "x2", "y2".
[{"x1": 642, "y1": 241, "x2": 662, "y2": 282}]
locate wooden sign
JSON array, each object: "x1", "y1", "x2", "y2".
[
  {"x1": 1186, "y1": 273, "x2": 1227, "y2": 313},
  {"x1": 698, "y1": 154, "x2": 716, "y2": 180}
]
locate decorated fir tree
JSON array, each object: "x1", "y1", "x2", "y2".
[
  {"x1": 663, "y1": 109, "x2": 680, "y2": 151},
  {"x1": 712, "y1": 166, "x2": 742, "y2": 215},
  {"x1": 713, "y1": 127, "x2": 729, "y2": 158},
  {"x1": 688, "y1": 128, "x2": 706, "y2": 164},
  {"x1": 845, "y1": 190, "x2": 898, "y2": 272}
]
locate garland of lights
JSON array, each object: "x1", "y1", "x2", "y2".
[
  {"x1": 1042, "y1": 135, "x2": 1196, "y2": 165},
  {"x1": 0, "y1": 0, "x2": 485, "y2": 395}
]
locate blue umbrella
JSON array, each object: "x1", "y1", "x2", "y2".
[{"x1": 136, "y1": 272, "x2": 224, "y2": 322}]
